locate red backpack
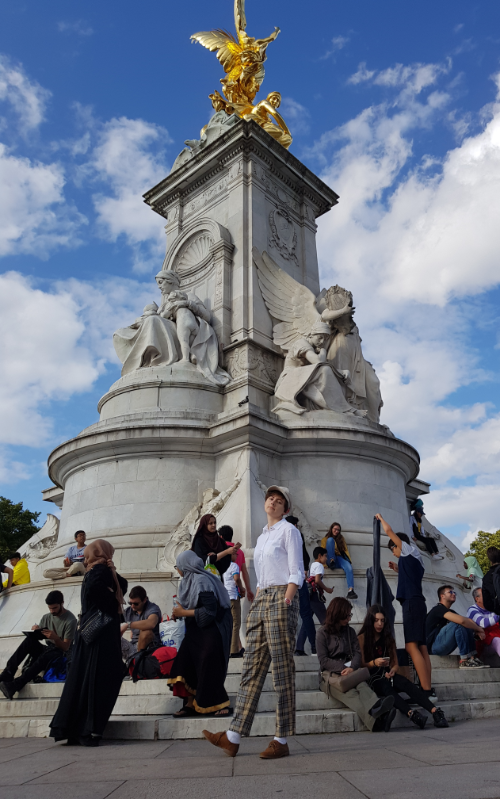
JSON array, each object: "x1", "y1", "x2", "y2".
[{"x1": 129, "y1": 645, "x2": 177, "y2": 682}]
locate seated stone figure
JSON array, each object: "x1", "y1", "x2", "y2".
[
  {"x1": 113, "y1": 269, "x2": 230, "y2": 387},
  {"x1": 171, "y1": 91, "x2": 239, "y2": 172}
]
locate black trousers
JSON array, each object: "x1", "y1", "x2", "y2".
[
  {"x1": 413, "y1": 532, "x2": 439, "y2": 555},
  {"x1": 2, "y1": 637, "x2": 61, "y2": 691},
  {"x1": 371, "y1": 672, "x2": 435, "y2": 715}
]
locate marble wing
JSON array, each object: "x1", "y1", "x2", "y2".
[
  {"x1": 190, "y1": 29, "x2": 243, "y2": 74},
  {"x1": 254, "y1": 248, "x2": 321, "y2": 350}
]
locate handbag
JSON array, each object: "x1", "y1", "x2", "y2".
[
  {"x1": 323, "y1": 666, "x2": 370, "y2": 693},
  {"x1": 79, "y1": 609, "x2": 114, "y2": 645},
  {"x1": 322, "y1": 626, "x2": 369, "y2": 693}
]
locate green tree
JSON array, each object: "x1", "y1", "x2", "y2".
[
  {"x1": 0, "y1": 496, "x2": 40, "y2": 562},
  {"x1": 466, "y1": 529, "x2": 500, "y2": 575}
]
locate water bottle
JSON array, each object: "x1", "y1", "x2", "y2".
[{"x1": 172, "y1": 595, "x2": 178, "y2": 621}]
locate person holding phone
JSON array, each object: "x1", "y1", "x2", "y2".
[
  {"x1": 358, "y1": 605, "x2": 449, "y2": 729},
  {"x1": 0, "y1": 590, "x2": 76, "y2": 700}
]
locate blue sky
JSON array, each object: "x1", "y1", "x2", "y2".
[{"x1": 0, "y1": 1, "x2": 499, "y2": 549}]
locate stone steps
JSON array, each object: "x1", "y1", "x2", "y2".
[{"x1": 1, "y1": 655, "x2": 499, "y2": 739}]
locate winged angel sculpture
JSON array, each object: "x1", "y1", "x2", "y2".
[
  {"x1": 254, "y1": 248, "x2": 382, "y2": 420},
  {"x1": 191, "y1": 0, "x2": 292, "y2": 149}
]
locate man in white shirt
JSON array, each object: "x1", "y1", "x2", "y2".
[
  {"x1": 43, "y1": 531, "x2": 87, "y2": 580},
  {"x1": 203, "y1": 485, "x2": 304, "y2": 761}
]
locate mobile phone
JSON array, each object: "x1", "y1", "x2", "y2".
[{"x1": 344, "y1": 660, "x2": 352, "y2": 668}]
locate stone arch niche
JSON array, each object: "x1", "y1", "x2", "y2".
[{"x1": 161, "y1": 218, "x2": 234, "y2": 347}]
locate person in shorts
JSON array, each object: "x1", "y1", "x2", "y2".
[{"x1": 376, "y1": 514, "x2": 434, "y2": 702}]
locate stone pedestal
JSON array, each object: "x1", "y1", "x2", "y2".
[{"x1": 0, "y1": 120, "x2": 470, "y2": 657}]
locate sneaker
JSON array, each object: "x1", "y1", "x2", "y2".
[
  {"x1": 347, "y1": 589, "x2": 358, "y2": 599},
  {"x1": 202, "y1": 730, "x2": 239, "y2": 758},
  {"x1": 472, "y1": 657, "x2": 489, "y2": 669},
  {"x1": 260, "y1": 740, "x2": 289, "y2": 759},
  {"x1": 294, "y1": 649, "x2": 307, "y2": 656},
  {"x1": 459, "y1": 657, "x2": 484, "y2": 669},
  {"x1": 409, "y1": 709, "x2": 427, "y2": 729},
  {"x1": 0, "y1": 681, "x2": 15, "y2": 700},
  {"x1": 432, "y1": 707, "x2": 449, "y2": 728},
  {"x1": 431, "y1": 553, "x2": 444, "y2": 560}
]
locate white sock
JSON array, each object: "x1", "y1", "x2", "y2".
[
  {"x1": 226, "y1": 730, "x2": 241, "y2": 744},
  {"x1": 274, "y1": 736, "x2": 287, "y2": 745}
]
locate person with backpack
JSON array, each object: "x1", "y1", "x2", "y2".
[
  {"x1": 295, "y1": 547, "x2": 333, "y2": 655},
  {"x1": 482, "y1": 547, "x2": 500, "y2": 616},
  {"x1": 168, "y1": 550, "x2": 232, "y2": 718}
]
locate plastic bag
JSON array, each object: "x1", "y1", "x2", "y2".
[
  {"x1": 204, "y1": 556, "x2": 222, "y2": 580},
  {"x1": 159, "y1": 618, "x2": 185, "y2": 649}
]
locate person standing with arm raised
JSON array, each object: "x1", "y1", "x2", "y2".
[
  {"x1": 376, "y1": 513, "x2": 434, "y2": 701},
  {"x1": 203, "y1": 485, "x2": 304, "y2": 760}
]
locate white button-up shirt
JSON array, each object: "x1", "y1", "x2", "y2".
[{"x1": 254, "y1": 518, "x2": 304, "y2": 589}]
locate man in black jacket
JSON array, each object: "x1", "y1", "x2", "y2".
[{"x1": 482, "y1": 547, "x2": 500, "y2": 615}]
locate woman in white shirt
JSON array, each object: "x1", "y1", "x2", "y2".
[{"x1": 203, "y1": 485, "x2": 304, "y2": 761}]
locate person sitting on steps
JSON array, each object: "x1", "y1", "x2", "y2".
[
  {"x1": 467, "y1": 587, "x2": 500, "y2": 663},
  {"x1": 358, "y1": 604, "x2": 449, "y2": 729},
  {"x1": 43, "y1": 530, "x2": 87, "y2": 580},
  {"x1": 426, "y1": 585, "x2": 488, "y2": 669},
  {"x1": 0, "y1": 590, "x2": 77, "y2": 700},
  {"x1": 296, "y1": 546, "x2": 333, "y2": 656},
  {"x1": 409, "y1": 499, "x2": 444, "y2": 561},
  {"x1": 120, "y1": 586, "x2": 162, "y2": 665},
  {"x1": 321, "y1": 522, "x2": 357, "y2": 599}
]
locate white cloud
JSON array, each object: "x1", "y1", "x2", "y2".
[
  {"x1": 57, "y1": 20, "x2": 94, "y2": 37},
  {"x1": 88, "y1": 117, "x2": 171, "y2": 271},
  {"x1": 280, "y1": 98, "x2": 310, "y2": 135},
  {"x1": 312, "y1": 61, "x2": 500, "y2": 540},
  {"x1": 0, "y1": 451, "x2": 31, "y2": 484},
  {"x1": 0, "y1": 54, "x2": 50, "y2": 131},
  {"x1": 0, "y1": 143, "x2": 85, "y2": 257},
  {"x1": 0, "y1": 270, "x2": 155, "y2": 480},
  {"x1": 320, "y1": 35, "x2": 350, "y2": 61}
]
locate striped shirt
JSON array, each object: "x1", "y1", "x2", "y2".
[{"x1": 467, "y1": 603, "x2": 499, "y2": 628}]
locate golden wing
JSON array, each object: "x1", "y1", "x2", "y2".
[
  {"x1": 190, "y1": 29, "x2": 243, "y2": 74},
  {"x1": 234, "y1": 0, "x2": 247, "y2": 34}
]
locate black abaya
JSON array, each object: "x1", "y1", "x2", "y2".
[{"x1": 50, "y1": 564, "x2": 128, "y2": 744}]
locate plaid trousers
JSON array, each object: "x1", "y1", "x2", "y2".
[{"x1": 229, "y1": 586, "x2": 300, "y2": 737}]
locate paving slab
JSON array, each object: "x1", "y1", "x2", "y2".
[
  {"x1": 106, "y1": 772, "x2": 367, "y2": 799},
  {"x1": 340, "y1": 761, "x2": 500, "y2": 799},
  {"x1": 233, "y1": 746, "x2": 420, "y2": 776},
  {"x1": 31, "y1": 755, "x2": 233, "y2": 783},
  {"x1": 1, "y1": 782, "x2": 124, "y2": 799}
]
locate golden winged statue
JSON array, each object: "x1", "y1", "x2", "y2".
[{"x1": 191, "y1": 0, "x2": 292, "y2": 149}]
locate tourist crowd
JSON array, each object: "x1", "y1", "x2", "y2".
[{"x1": 1, "y1": 489, "x2": 499, "y2": 755}]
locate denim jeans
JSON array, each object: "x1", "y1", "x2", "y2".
[
  {"x1": 431, "y1": 621, "x2": 475, "y2": 657},
  {"x1": 296, "y1": 580, "x2": 316, "y2": 652},
  {"x1": 326, "y1": 539, "x2": 354, "y2": 589},
  {"x1": 296, "y1": 597, "x2": 326, "y2": 651}
]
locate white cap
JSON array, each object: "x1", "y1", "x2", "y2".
[{"x1": 266, "y1": 485, "x2": 292, "y2": 512}]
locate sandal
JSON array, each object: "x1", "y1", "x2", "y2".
[
  {"x1": 172, "y1": 705, "x2": 199, "y2": 718},
  {"x1": 203, "y1": 707, "x2": 233, "y2": 718}
]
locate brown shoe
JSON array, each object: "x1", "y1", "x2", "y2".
[
  {"x1": 202, "y1": 729, "x2": 239, "y2": 757},
  {"x1": 259, "y1": 739, "x2": 289, "y2": 759}
]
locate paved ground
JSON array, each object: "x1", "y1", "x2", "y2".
[{"x1": 1, "y1": 717, "x2": 500, "y2": 799}]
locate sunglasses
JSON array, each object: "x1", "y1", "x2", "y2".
[{"x1": 128, "y1": 601, "x2": 141, "y2": 607}]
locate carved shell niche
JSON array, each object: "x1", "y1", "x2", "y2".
[{"x1": 176, "y1": 232, "x2": 214, "y2": 273}]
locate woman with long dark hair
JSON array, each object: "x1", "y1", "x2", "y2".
[
  {"x1": 358, "y1": 605, "x2": 449, "y2": 729},
  {"x1": 50, "y1": 540, "x2": 128, "y2": 746},
  {"x1": 168, "y1": 550, "x2": 232, "y2": 717},
  {"x1": 321, "y1": 522, "x2": 357, "y2": 599},
  {"x1": 191, "y1": 514, "x2": 238, "y2": 578},
  {"x1": 316, "y1": 596, "x2": 395, "y2": 732}
]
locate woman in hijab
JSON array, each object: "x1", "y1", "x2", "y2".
[
  {"x1": 457, "y1": 556, "x2": 484, "y2": 590},
  {"x1": 168, "y1": 550, "x2": 232, "y2": 717},
  {"x1": 191, "y1": 513, "x2": 238, "y2": 578},
  {"x1": 50, "y1": 539, "x2": 128, "y2": 746}
]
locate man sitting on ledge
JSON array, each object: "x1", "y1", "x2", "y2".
[
  {"x1": 121, "y1": 586, "x2": 162, "y2": 665},
  {"x1": 2, "y1": 553, "x2": 30, "y2": 589},
  {"x1": 426, "y1": 584, "x2": 488, "y2": 670},
  {"x1": 0, "y1": 590, "x2": 77, "y2": 700},
  {"x1": 43, "y1": 530, "x2": 87, "y2": 580}
]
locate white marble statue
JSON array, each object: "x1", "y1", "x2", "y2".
[
  {"x1": 113, "y1": 269, "x2": 230, "y2": 386},
  {"x1": 171, "y1": 92, "x2": 240, "y2": 172},
  {"x1": 254, "y1": 249, "x2": 367, "y2": 417},
  {"x1": 318, "y1": 285, "x2": 383, "y2": 423}
]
